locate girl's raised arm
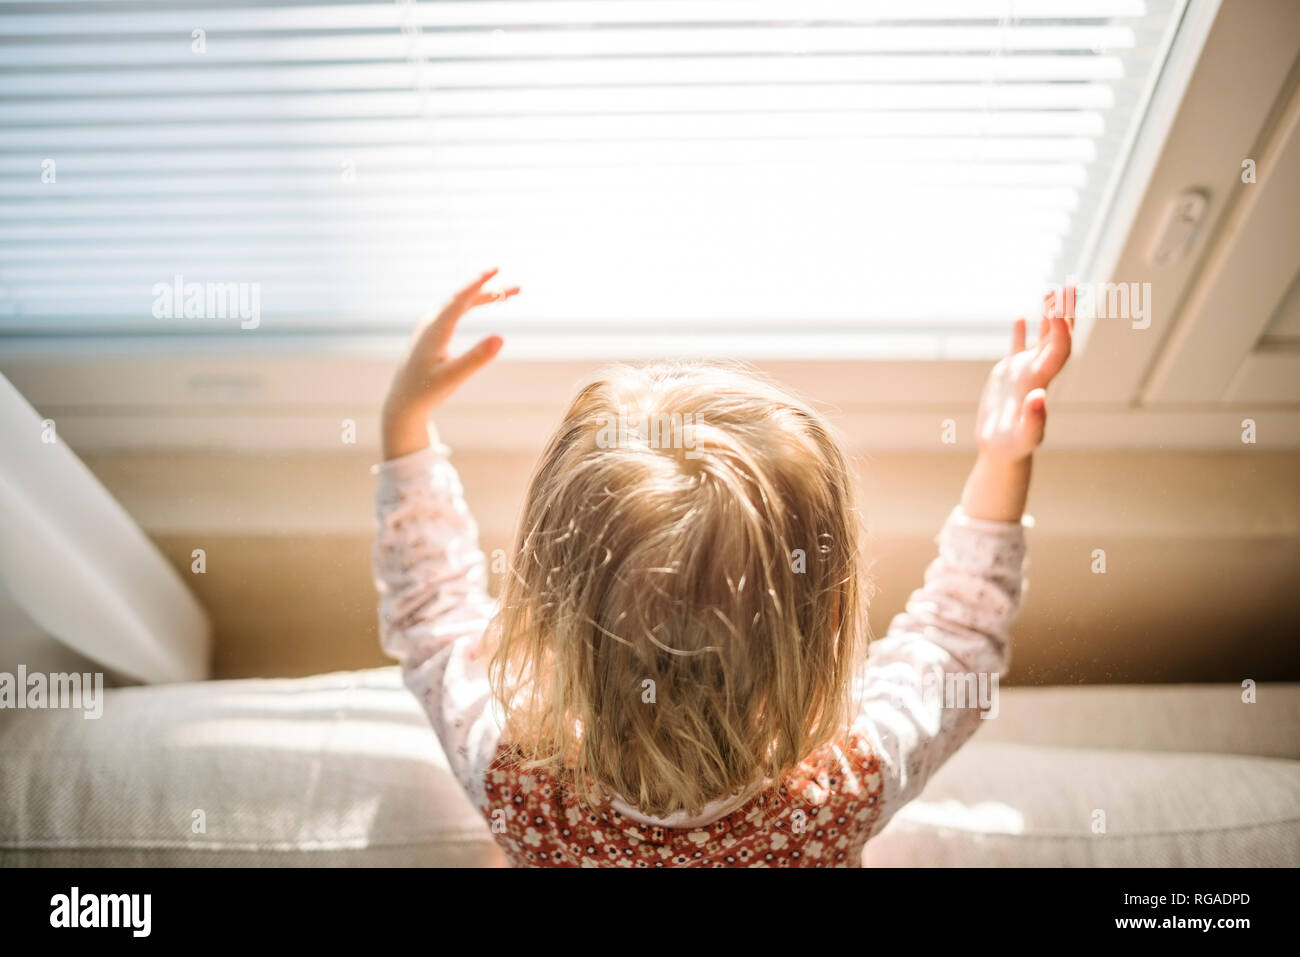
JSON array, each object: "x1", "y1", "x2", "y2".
[
  {"x1": 852, "y1": 289, "x2": 1075, "y2": 838},
  {"x1": 372, "y1": 272, "x2": 518, "y2": 808}
]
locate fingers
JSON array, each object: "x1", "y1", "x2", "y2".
[
  {"x1": 1038, "y1": 289, "x2": 1057, "y2": 345},
  {"x1": 471, "y1": 285, "x2": 521, "y2": 308},
  {"x1": 453, "y1": 268, "x2": 500, "y2": 306},
  {"x1": 1020, "y1": 387, "x2": 1048, "y2": 448},
  {"x1": 440, "y1": 268, "x2": 501, "y2": 326},
  {"x1": 1043, "y1": 286, "x2": 1077, "y2": 331},
  {"x1": 437, "y1": 335, "x2": 505, "y2": 395},
  {"x1": 1032, "y1": 285, "x2": 1075, "y2": 384},
  {"x1": 1011, "y1": 318, "x2": 1026, "y2": 354},
  {"x1": 1032, "y1": 311, "x2": 1072, "y2": 383},
  {"x1": 419, "y1": 269, "x2": 516, "y2": 357},
  {"x1": 1029, "y1": 315, "x2": 1071, "y2": 387}
]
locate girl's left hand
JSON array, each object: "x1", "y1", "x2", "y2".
[
  {"x1": 974, "y1": 287, "x2": 1075, "y2": 463},
  {"x1": 382, "y1": 268, "x2": 520, "y2": 459}
]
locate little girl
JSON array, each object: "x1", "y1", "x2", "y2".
[{"x1": 374, "y1": 269, "x2": 1074, "y2": 867}]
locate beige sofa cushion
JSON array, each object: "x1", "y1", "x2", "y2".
[
  {"x1": 0, "y1": 667, "x2": 506, "y2": 867},
  {"x1": 2, "y1": 669, "x2": 1296, "y2": 866},
  {"x1": 863, "y1": 742, "x2": 1300, "y2": 867},
  {"x1": 865, "y1": 683, "x2": 1300, "y2": 867},
  {"x1": 975, "y1": 683, "x2": 1300, "y2": 759}
]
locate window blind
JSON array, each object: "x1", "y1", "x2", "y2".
[{"x1": 0, "y1": 0, "x2": 1186, "y2": 354}]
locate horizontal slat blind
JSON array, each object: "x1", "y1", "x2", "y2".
[{"x1": 0, "y1": 0, "x2": 1183, "y2": 350}]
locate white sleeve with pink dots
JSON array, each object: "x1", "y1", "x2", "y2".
[
  {"x1": 853, "y1": 507, "x2": 1029, "y2": 838},
  {"x1": 372, "y1": 437, "x2": 504, "y2": 812}
]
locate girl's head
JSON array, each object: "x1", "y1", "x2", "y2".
[{"x1": 489, "y1": 360, "x2": 865, "y2": 818}]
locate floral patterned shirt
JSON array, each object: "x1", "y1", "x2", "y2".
[{"x1": 374, "y1": 435, "x2": 1027, "y2": 867}]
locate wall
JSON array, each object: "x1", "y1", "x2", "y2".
[{"x1": 80, "y1": 447, "x2": 1300, "y2": 686}]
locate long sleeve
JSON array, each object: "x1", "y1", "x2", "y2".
[
  {"x1": 852, "y1": 506, "x2": 1028, "y2": 838},
  {"x1": 372, "y1": 433, "x2": 503, "y2": 810}
]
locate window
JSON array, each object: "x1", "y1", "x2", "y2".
[{"x1": 2, "y1": 0, "x2": 1196, "y2": 358}]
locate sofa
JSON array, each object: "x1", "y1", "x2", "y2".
[{"x1": 1, "y1": 667, "x2": 1296, "y2": 866}]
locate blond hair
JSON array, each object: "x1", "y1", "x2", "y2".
[{"x1": 488, "y1": 360, "x2": 866, "y2": 818}]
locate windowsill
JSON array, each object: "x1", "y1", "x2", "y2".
[
  {"x1": 4, "y1": 332, "x2": 1300, "y2": 452},
  {"x1": 0, "y1": 330, "x2": 1003, "y2": 443},
  {"x1": 0, "y1": 327, "x2": 1010, "y2": 362}
]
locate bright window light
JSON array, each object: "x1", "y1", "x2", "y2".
[{"x1": 0, "y1": 0, "x2": 1190, "y2": 357}]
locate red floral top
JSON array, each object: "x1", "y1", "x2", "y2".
[
  {"x1": 374, "y1": 437, "x2": 1027, "y2": 868},
  {"x1": 480, "y1": 731, "x2": 886, "y2": 867}
]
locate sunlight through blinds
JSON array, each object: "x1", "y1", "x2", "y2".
[{"x1": 0, "y1": 0, "x2": 1187, "y2": 355}]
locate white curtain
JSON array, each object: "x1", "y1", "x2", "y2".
[{"x1": 0, "y1": 374, "x2": 210, "y2": 683}]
